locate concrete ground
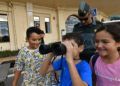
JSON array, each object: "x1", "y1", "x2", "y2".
[
  {"x1": 0, "y1": 56, "x2": 61, "y2": 86},
  {"x1": 0, "y1": 57, "x2": 22, "y2": 86},
  {"x1": 2, "y1": 68, "x2": 23, "y2": 86}
]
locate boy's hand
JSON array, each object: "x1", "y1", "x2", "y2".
[
  {"x1": 46, "y1": 53, "x2": 54, "y2": 60},
  {"x1": 62, "y1": 40, "x2": 76, "y2": 62}
]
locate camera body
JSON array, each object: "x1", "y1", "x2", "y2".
[{"x1": 39, "y1": 42, "x2": 66, "y2": 56}]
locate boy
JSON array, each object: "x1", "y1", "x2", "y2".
[
  {"x1": 39, "y1": 33, "x2": 92, "y2": 86},
  {"x1": 12, "y1": 27, "x2": 54, "y2": 86}
]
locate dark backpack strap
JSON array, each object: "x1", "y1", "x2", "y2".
[
  {"x1": 91, "y1": 53, "x2": 99, "y2": 86},
  {"x1": 91, "y1": 53, "x2": 99, "y2": 70}
]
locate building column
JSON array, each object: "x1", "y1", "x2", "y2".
[{"x1": 26, "y1": 2, "x2": 34, "y2": 27}]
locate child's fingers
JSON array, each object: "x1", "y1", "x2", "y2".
[{"x1": 62, "y1": 40, "x2": 74, "y2": 50}]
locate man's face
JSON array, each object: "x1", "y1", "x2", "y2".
[{"x1": 79, "y1": 13, "x2": 92, "y2": 25}]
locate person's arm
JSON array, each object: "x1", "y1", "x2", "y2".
[
  {"x1": 39, "y1": 53, "x2": 54, "y2": 76},
  {"x1": 63, "y1": 40, "x2": 87, "y2": 86},
  {"x1": 12, "y1": 70, "x2": 21, "y2": 86},
  {"x1": 12, "y1": 48, "x2": 24, "y2": 86},
  {"x1": 67, "y1": 59, "x2": 87, "y2": 86}
]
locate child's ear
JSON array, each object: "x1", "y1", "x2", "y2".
[{"x1": 79, "y1": 45, "x2": 84, "y2": 52}]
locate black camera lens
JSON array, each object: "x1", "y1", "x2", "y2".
[
  {"x1": 39, "y1": 44, "x2": 52, "y2": 54},
  {"x1": 51, "y1": 43, "x2": 66, "y2": 56},
  {"x1": 39, "y1": 42, "x2": 66, "y2": 56}
]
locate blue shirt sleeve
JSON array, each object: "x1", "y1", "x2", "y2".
[
  {"x1": 78, "y1": 61, "x2": 92, "y2": 86},
  {"x1": 52, "y1": 57, "x2": 63, "y2": 71}
]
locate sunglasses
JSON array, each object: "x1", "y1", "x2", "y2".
[{"x1": 79, "y1": 13, "x2": 90, "y2": 21}]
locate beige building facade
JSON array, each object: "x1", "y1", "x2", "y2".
[
  {"x1": 1, "y1": 0, "x2": 116, "y2": 51},
  {"x1": 0, "y1": 1, "x2": 78, "y2": 51}
]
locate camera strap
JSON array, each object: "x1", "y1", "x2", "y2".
[
  {"x1": 51, "y1": 55, "x2": 64, "y2": 84},
  {"x1": 51, "y1": 56, "x2": 60, "y2": 84}
]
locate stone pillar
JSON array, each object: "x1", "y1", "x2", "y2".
[{"x1": 26, "y1": 2, "x2": 34, "y2": 27}]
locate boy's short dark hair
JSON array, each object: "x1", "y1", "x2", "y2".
[
  {"x1": 62, "y1": 32, "x2": 83, "y2": 46},
  {"x1": 26, "y1": 26, "x2": 43, "y2": 39}
]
